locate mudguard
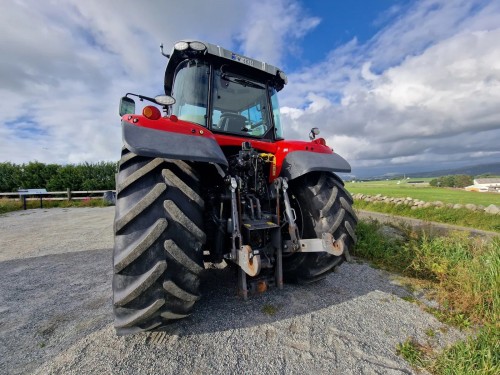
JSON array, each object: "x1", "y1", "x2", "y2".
[
  {"x1": 280, "y1": 150, "x2": 351, "y2": 180},
  {"x1": 122, "y1": 121, "x2": 228, "y2": 167}
]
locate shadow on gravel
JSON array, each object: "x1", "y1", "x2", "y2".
[
  {"x1": 0, "y1": 248, "x2": 411, "y2": 374},
  {"x1": 162, "y1": 260, "x2": 412, "y2": 337}
]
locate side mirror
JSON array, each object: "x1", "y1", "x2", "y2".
[
  {"x1": 119, "y1": 97, "x2": 136, "y2": 116},
  {"x1": 309, "y1": 127, "x2": 320, "y2": 140}
]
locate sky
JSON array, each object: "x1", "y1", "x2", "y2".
[{"x1": 1, "y1": 0, "x2": 499, "y2": 177}]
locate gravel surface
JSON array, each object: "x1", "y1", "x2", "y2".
[{"x1": 0, "y1": 207, "x2": 466, "y2": 374}]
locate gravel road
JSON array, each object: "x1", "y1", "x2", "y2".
[{"x1": 0, "y1": 207, "x2": 465, "y2": 374}]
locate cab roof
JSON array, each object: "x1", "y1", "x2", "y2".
[{"x1": 163, "y1": 40, "x2": 287, "y2": 94}]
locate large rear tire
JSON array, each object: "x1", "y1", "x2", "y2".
[
  {"x1": 112, "y1": 148, "x2": 205, "y2": 335},
  {"x1": 283, "y1": 172, "x2": 357, "y2": 283}
]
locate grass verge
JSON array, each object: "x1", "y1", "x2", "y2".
[
  {"x1": 0, "y1": 198, "x2": 111, "y2": 214},
  {"x1": 354, "y1": 220, "x2": 500, "y2": 374},
  {"x1": 346, "y1": 182, "x2": 500, "y2": 206},
  {"x1": 354, "y1": 200, "x2": 500, "y2": 232}
]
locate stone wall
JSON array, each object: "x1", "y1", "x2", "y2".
[{"x1": 352, "y1": 193, "x2": 500, "y2": 215}]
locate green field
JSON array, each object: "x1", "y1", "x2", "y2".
[{"x1": 346, "y1": 180, "x2": 500, "y2": 206}]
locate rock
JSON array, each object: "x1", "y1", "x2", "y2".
[
  {"x1": 411, "y1": 206, "x2": 418, "y2": 210},
  {"x1": 378, "y1": 225, "x2": 406, "y2": 242},
  {"x1": 433, "y1": 201, "x2": 444, "y2": 207},
  {"x1": 484, "y1": 204, "x2": 500, "y2": 215},
  {"x1": 465, "y1": 204, "x2": 477, "y2": 211},
  {"x1": 453, "y1": 204, "x2": 463, "y2": 209},
  {"x1": 423, "y1": 202, "x2": 432, "y2": 208}
]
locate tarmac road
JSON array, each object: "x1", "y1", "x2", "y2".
[{"x1": 0, "y1": 207, "x2": 465, "y2": 374}]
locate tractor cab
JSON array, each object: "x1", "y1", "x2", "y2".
[{"x1": 163, "y1": 40, "x2": 287, "y2": 141}]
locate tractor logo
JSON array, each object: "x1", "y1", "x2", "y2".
[{"x1": 231, "y1": 52, "x2": 254, "y2": 67}]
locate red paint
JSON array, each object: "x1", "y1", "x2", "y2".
[
  {"x1": 214, "y1": 134, "x2": 332, "y2": 179},
  {"x1": 122, "y1": 115, "x2": 216, "y2": 139},
  {"x1": 123, "y1": 115, "x2": 334, "y2": 181}
]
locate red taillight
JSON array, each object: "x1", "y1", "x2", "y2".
[
  {"x1": 313, "y1": 138, "x2": 327, "y2": 146},
  {"x1": 142, "y1": 106, "x2": 161, "y2": 120}
]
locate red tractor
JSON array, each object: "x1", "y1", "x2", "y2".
[{"x1": 114, "y1": 40, "x2": 357, "y2": 335}]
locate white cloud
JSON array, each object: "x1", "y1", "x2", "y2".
[
  {"x1": 237, "y1": 0, "x2": 320, "y2": 65},
  {"x1": 0, "y1": 0, "x2": 314, "y2": 164},
  {"x1": 280, "y1": 0, "x2": 500, "y2": 176},
  {"x1": 1, "y1": 0, "x2": 499, "y2": 179}
]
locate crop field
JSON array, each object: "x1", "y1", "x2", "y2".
[{"x1": 346, "y1": 180, "x2": 500, "y2": 206}]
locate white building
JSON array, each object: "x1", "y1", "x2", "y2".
[{"x1": 465, "y1": 178, "x2": 500, "y2": 192}]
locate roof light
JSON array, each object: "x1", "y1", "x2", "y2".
[
  {"x1": 189, "y1": 41, "x2": 206, "y2": 51},
  {"x1": 142, "y1": 106, "x2": 161, "y2": 120},
  {"x1": 174, "y1": 41, "x2": 189, "y2": 51},
  {"x1": 154, "y1": 95, "x2": 175, "y2": 106}
]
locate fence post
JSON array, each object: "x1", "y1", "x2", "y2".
[{"x1": 67, "y1": 188, "x2": 72, "y2": 201}]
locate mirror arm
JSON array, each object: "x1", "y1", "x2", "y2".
[
  {"x1": 125, "y1": 93, "x2": 157, "y2": 104},
  {"x1": 160, "y1": 43, "x2": 170, "y2": 59}
]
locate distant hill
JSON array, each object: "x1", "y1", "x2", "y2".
[{"x1": 406, "y1": 163, "x2": 500, "y2": 178}]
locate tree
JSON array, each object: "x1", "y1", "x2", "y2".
[{"x1": 0, "y1": 162, "x2": 21, "y2": 192}]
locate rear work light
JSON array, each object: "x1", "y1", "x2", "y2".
[
  {"x1": 174, "y1": 41, "x2": 206, "y2": 53},
  {"x1": 189, "y1": 41, "x2": 206, "y2": 51},
  {"x1": 313, "y1": 138, "x2": 327, "y2": 146},
  {"x1": 174, "y1": 41, "x2": 189, "y2": 51},
  {"x1": 142, "y1": 106, "x2": 161, "y2": 120}
]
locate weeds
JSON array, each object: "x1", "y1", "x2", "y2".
[
  {"x1": 261, "y1": 304, "x2": 278, "y2": 316},
  {"x1": 355, "y1": 220, "x2": 500, "y2": 374},
  {"x1": 396, "y1": 338, "x2": 428, "y2": 368},
  {"x1": 425, "y1": 328, "x2": 436, "y2": 338},
  {"x1": 432, "y1": 325, "x2": 500, "y2": 375}
]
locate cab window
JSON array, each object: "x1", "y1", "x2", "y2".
[{"x1": 211, "y1": 69, "x2": 271, "y2": 138}]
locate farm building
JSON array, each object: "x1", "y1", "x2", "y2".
[{"x1": 465, "y1": 178, "x2": 500, "y2": 192}]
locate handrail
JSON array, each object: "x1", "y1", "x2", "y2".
[{"x1": 0, "y1": 189, "x2": 116, "y2": 200}]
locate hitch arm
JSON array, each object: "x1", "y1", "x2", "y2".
[{"x1": 279, "y1": 178, "x2": 300, "y2": 251}]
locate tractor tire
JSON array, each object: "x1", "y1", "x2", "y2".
[
  {"x1": 112, "y1": 148, "x2": 205, "y2": 335},
  {"x1": 283, "y1": 172, "x2": 357, "y2": 283}
]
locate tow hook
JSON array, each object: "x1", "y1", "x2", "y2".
[
  {"x1": 284, "y1": 233, "x2": 345, "y2": 256},
  {"x1": 237, "y1": 245, "x2": 261, "y2": 277}
]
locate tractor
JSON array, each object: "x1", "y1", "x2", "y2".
[{"x1": 114, "y1": 40, "x2": 357, "y2": 335}]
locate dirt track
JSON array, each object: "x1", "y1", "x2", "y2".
[{"x1": 0, "y1": 207, "x2": 465, "y2": 374}]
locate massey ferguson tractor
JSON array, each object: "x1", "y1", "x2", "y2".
[{"x1": 114, "y1": 40, "x2": 357, "y2": 335}]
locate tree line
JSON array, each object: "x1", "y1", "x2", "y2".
[
  {"x1": 429, "y1": 174, "x2": 473, "y2": 188},
  {"x1": 0, "y1": 161, "x2": 117, "y2": 192}
]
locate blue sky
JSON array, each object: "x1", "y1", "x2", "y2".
[
  {"x1": 285, "y1": 1, "x2": 409, "y2": 70},
  {"x1": 1, "y1": 0, "x2": 499, "y2": 177}
]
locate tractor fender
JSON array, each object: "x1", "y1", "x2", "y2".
[
  {"x1": 279, "y1": 150, "x2": 351, "y2": 180},
  {"x1": 122, "y1": 120, "x2": 228, "y2": 166}
]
